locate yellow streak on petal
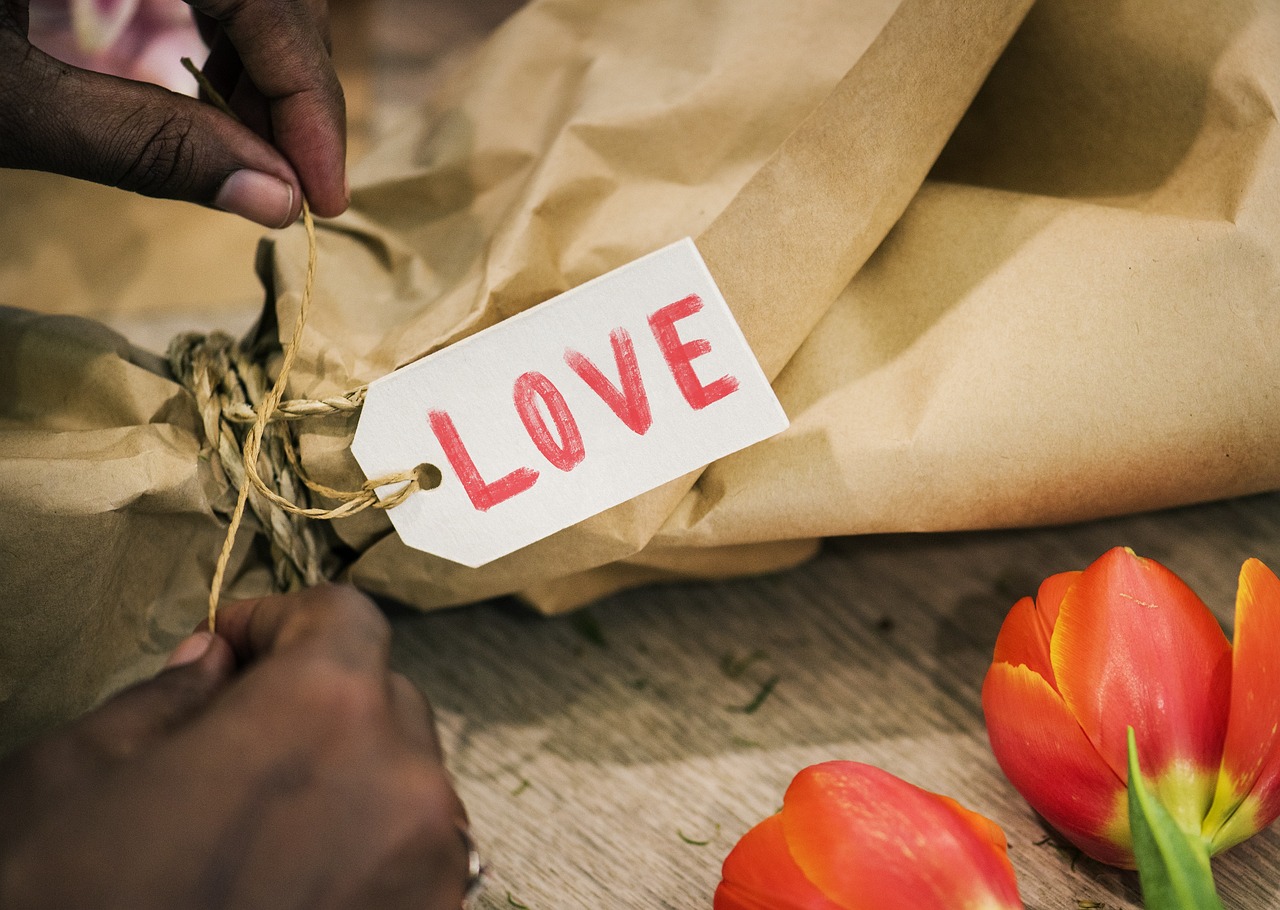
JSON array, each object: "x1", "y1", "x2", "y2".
[
  {"x1": 1204, "y1": 777, "x2": 1264, "y2": 854},
  {"x1": 1147, "y1": 759, "x2": 1218, "y2": 839},
  {"x1": 1104, "y1": 786, "x2": 1133, "y2": 852}
]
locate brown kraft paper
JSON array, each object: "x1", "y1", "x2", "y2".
[{"x1": 3, "y1": 0, "x2": 1278, "y2": 749}]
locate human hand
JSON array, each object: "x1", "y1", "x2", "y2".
[
  {"x1": 0, "y1": 0, "x2": 347, "y2": 227},
  {"x1": 0, "y1": 585, "x2": 474, "y2": 910}
]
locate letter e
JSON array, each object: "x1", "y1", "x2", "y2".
[{"x1": 648, "y1": 294, "x2": 740, "y2": 410}]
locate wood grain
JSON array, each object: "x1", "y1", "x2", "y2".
[{"x1": 389, "y1": 493, "x2": 1280, "y2": 909}]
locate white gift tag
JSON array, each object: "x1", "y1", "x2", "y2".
[{"x1": 351, "y1": 238, "x2": 788, "y2": 567}]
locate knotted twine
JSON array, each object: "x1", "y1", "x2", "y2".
[
  {"x1": 167, "y1": 207, "x2": 429, "y2": 630},
  {"x1": 168, "y1": 61, "x2": 435, "y2": 630}
]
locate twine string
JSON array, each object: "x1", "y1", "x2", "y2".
[
  {"x1": 221, "y1": 386, "x2": 368, "y2": 423},
  {"x1": 168, "y1": 331, "x2": 327, "y2": 595},
  {"x1": 179, "y1": 59, "x2": 436, "y2": 629}
]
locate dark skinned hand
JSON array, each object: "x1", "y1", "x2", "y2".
[
  {"x1": 0, "y1": 0, "x2": 347, "y2": 227},
  {"x1": 0, "y1": 585, "x2": 472, "y2": 909}
]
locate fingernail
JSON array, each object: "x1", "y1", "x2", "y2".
[
  {"x1": 215, "y1": 170, "x2": 295, "y2": 229},
  {"x1": 166, "y1": 631, "x2": 214, "y2": 668}
]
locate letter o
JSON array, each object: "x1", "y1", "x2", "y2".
[{"x1": 513, "y1": 371, "x2": 586, "y2": 472}]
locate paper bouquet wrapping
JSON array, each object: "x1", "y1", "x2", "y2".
[{"x1": 2, "y1": 0, "x2": 1278, "y2": 750}]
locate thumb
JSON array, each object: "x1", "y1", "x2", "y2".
[
  {"x1": 74, "y1": 633, "x2": 238, "y2": 761},
  {"x1": 0, "y1": 38, "x2": 302, "y2": 227}
]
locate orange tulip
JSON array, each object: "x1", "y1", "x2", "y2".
[
  {"x1": 714, "y1": 761, "x2": 1024, "y2": 910},
  {"x1": 982, "y1": 547, "x2": 1280, "y2": 867}
]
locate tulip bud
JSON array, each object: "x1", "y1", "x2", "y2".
[
  {"x1": 983, "y1": 547, "x2": 1280, "y2": 867},
  {"x1": 715, "y1": 761, "x2": 1023, "y2": 910}
]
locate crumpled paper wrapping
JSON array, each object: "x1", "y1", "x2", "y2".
[
  {"x1": 3, "y1": 0, "x2": 1279, "y2": 750},
  {"x1": 280, "y1": 0, "x2": 1038, "y2": 607}
]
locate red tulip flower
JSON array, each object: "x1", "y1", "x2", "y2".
[
  {"x1": 714, "y1": 761, "x2": 1024, "y2": 910},
  {"x1": 983, "y1": 547, "x2": 1280, "y2": 868}
]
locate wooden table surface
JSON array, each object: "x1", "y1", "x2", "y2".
[{"x1": 390, "y1": 493, "x2": 1280, "y2": 909}]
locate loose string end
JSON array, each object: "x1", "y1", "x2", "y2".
[
  {"x1": 184, "y1": 57, "x2": 433, "y2": 628},
  {"x1": 208, "y1": 483, "x2": 251, "y2": 633}
]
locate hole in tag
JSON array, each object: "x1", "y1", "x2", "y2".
[{"x1": 415, "y1": 463, "x2": 443, "y2": 491}]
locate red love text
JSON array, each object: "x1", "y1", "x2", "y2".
[{"x1": 647, "y1": 294, "x2": 740, "y2": 410}]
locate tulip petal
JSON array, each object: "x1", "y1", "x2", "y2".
[
  {"x1": 983, "y1": 661, "x2": 1132, "y2": 866},
  {"x1": 781, "y1": 762, "x2": 1023, "y2": 910},
  {"x1": 716, "y1": 813, "x2": 849, "y2": 910},
  {"x1": 1204, "y1": 558, "x2": 1280, "y2": 852},
  {"x1": 991, "y1": 573, "x2": 1079, "y2": 689},
  {"x1": 932, "y1": 792, "x2": 1020, "y2": 885},
  {"x1": 1031, "y1": 570, "x2": 1078, "y2": 638},
  {"x1": 1051, "y1": 548, "x2": 1230, "y2": 822},
  {"x1": 992, "y1": 597, "x2": 1054, "y2": 684}
]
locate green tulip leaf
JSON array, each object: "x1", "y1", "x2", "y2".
[{"x1": 1126, "y1": 728, "x2": 1225, "y2": 910}]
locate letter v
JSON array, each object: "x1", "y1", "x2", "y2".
[{"x1": 565, "y1": 328, "x2": 653, "y2": 435}]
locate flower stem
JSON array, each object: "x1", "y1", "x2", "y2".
[{"x1": 1127, "y1": 728, "x2": 1225, "y2": 910}]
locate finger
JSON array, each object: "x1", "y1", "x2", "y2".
[
  {"x1": 198, "y1": 0, "x2": 331, "y2": 70},
  {"x1": 73, "y1": 634, "x2": 237, "y2": 761},
  {"x1": 189, "y1": 0, "x2": 347, "y2": 216},
  {"x1": 216, "y1": 584, "x2": 392, "y2": 675},
  {"x1": 406, "y1": 783, "x2": 475, "y2": 910},
  {"x1": 193, "y1": 8, "x2": 219, "y2": 48},
  {"x1": 199, "y1": 37, "x2": 274, "y2": 141},
  {"x1": 227, "y1": 71, "x2": 274, "y2": 143},
  {"x1": 387, "y1": 676, "x2": 472, "y2": 834},
  {"x1": 389, "y1": 673, "x2": 445, "y2": 763},
  {"x1": 0, "y1": 37, "x2": 303, "y2": 227},
  {"x1": 199, "y1": 29, "x2": 245, "y2": 114},
  {"x1": 1, "y1": 0, "x2": 29, "y2": 34},
  {"x1": 165, "y1": 630, "x2": 218, "y2": 669}
]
